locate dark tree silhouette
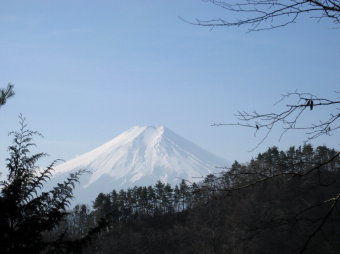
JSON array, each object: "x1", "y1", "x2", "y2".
[
  {"x1": 213, "y1": 91, "x2": 340, "y2": 151},
  {"x1": 73, "y1": 145, "x2": 339, "y2": 254},
  {"x1": 0, "y1": 115, "x2": 87, "y2": 253},
  {"x1": 0, "y1": 83, "x2": 15, "y2": 108},
  {"x1": 185, "y1": 0, "x2": 340, "y2": 31},
  {"x1": 195, "y1": 2, "x2": 340, "y2": 247},
  {"x1": 210, "y1": 92, "x2": 340, "y2": 253}
]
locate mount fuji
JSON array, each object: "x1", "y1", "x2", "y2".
[{"x1": 53, "y1": 126, "x2": 226, "y2": 205}]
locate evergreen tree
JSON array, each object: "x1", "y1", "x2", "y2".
[
  {"x1": 0, "y1": 115, "x2": 86, "y2": 253},
  {"x1": 93, "y1": 193, "x2": 111, "y2": 221},
  {"x1": 163, "y1": 184, "x2": 174, "y2": 213},
  {"x1": 0, "y1": 83, "x2": 15, "y2": 108},
  {"x1": 173, "y1": 185, "x2": 181, "y2": 212},
  {"x1": 109, "y1": 190, "x2": 120, "y2": 222},
  {"x1": 146, "y1": 185, "x2": 156, "y2": 214},
  {"x1": 179, "y1": 180, "x2": 189, "y2": 211},
  {"x1": 154, "y1": 181, "x2": 165, "y2": 213}
]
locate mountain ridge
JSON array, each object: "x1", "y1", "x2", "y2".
[{"x1": 53, "y1": 125, "x2": 226, "y2": 204}]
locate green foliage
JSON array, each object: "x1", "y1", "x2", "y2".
[{"x1": 0, "y1": 115, "x2": 86, "y2": 253}]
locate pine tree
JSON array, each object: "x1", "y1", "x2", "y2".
[
  {"x1": 93, "y1": 193, "x2": 111, "y2": 221},
  {"x1": 179, "y1": 180, "x2": 189, "y2": 211},
  {"x1": 0, "y1": 83, "x2": 15, "y2": 108}
]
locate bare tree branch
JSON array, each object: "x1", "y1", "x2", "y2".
[
  {"x1": 212, "y1": 91, "x2": 340, "y2": 150},
  {"x1": 299, "y1": 193, "x2": 340, "y2": 253},
  {"x1": 184, "y1": 0, "x2": 340, "y2": 31}
]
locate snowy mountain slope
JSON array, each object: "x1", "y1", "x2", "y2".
[{"x1": 53, "y1": 126, "x2": 226, "y2": 205}]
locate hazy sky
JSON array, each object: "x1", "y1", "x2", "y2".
[{"x1": 1, "y1": 0, "x2": 339, "y2": 171}]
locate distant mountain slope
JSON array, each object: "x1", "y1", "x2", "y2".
[{"x1": 53, "y1": 126, "x2": 226, "y2": 204}]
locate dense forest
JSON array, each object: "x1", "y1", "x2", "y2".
[
  {"x1": 1, "y1": 1, "x2": 339, "y2": 252},
  {"x1": 0, "y1": 90, "x2": 339, "y2": 253},
  {"x1": 1, "y1": 89, "x2": 339, "y2": 253},
  {"x1": 51, "y1": 145, "x2": 340, "y2": 254}
]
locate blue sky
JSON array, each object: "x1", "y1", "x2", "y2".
[{"x1": 1, "y1": 0, "x2": 339, "y2": 171}]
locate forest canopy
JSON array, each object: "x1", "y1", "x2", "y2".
[{"x1": 57, "y1": 145, "x2": 340, "y2": 254}]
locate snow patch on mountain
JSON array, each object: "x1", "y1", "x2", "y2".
[{"x1": 53, "y1": 126, "x2": 226, "y2": 204}]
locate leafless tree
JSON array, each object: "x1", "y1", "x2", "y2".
[
  {"x1": 212, "y1": 91, "x2": 340, "y2": 151},
  {"x1": 184, "y1": 1, "x2": 340, "y2": 252},
  {"x1": 208, "y1": 92, "x2": 340, "y2": 253},
  {"x1": 184, "y1": 0, "x2": 340, "y2": 31}
]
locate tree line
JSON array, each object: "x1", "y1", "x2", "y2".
[
  {"x1": 1, "y1": 84, "x2": 339, "y2": 253},
  {"x1": 58, "y1": 144, "x2": 340, "y2": 254}
]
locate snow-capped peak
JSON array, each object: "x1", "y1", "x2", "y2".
[{"x1": 53, "y1": 126, "x2": 226, "y2": 204}]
